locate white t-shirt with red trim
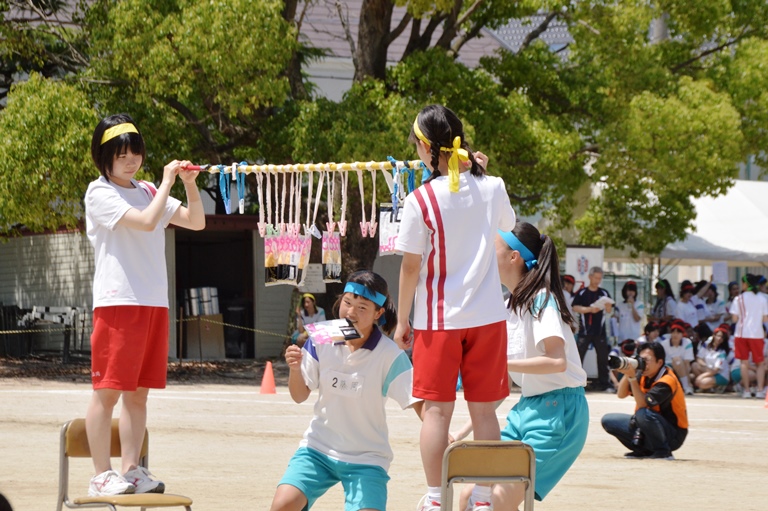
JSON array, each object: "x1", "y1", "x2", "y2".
[
  {"x1": 395, "y1": 173, "x2": 516, "y2": 330},
  {"x1": 729, "y1": 292, "x2": 768, "y2": 339},
  {"x1": 85, "y1": 177, "x2": 180, "y2": 309}
]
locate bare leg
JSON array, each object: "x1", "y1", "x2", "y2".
[
  {"x1": 85, "y1": 389, "x2": 121, "y2": 474},
  {"x1": 270, "y1": 484, "x2": 308, "y2": 511},
  {"x1": 119, "y1": 388, "x2": 149, "y2": 473},
  {"x1": 741, "y1": 360, "x2": 751, "y2": 392},
  {"x1": 757, "y1": 361, "x2": 766, "y2": 392},
  {"x1": 420, "y1": 400, "x2": 455, "y2": 486}
]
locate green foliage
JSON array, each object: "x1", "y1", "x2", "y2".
[{"x1": 0, "y1": 73, "x2": 98, "y2": 235}]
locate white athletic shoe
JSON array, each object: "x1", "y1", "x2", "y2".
[
  {"x1": 742, "y1": 390, "x2": 752, "y2": 399},
  {"x1": 88, "y1": 470, "x2": 135, "y2": 497},
  {"x1": 124, "y1": 466, "x2": 165, "y2": 494},
  {"x1": 416, "y1": 494, "x2": 441, "y2": 511},
  {"x1": 465, "y1": 499, "x2": 493, "y2": 511},
  {"x1": 756, "y1": 390, "x2": 766, "y2": 399}
]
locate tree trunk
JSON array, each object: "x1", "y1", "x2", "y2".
[{"x1": 354, "y1": 0, "x2": 395, "y2": 81}]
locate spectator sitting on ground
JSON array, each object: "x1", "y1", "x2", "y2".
[
  {"x1": 659, "y1": 321, "x2": 695, "y2": 395},
  {"x1": 692, "y1": 325, "x2": 731, "y2": 393},
  {"x1": 637, "y1": 322, "x2": 660, "y2": 345},
  {"x1": 650, "y1": 279, "x2": 676, "y2": 323},
  {"x1": 601, "y1": 341, "x2": 688, "y2": 460}
]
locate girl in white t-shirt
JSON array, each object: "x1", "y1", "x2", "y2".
[
  {"x1": 272, "y1": 270, "x2": 421, "y2": 511},
  {"x1": 457, "y1": 222, "x2": 588, "y2": 511},
  {"x1": 293, "y1": 293, "x2": 327, "y2": 347},
  {"x1": 729, "y1": 274, "x2": 768, "y2": 399},
  {"x1": 393, "y1": 104, "x2": 516, "y2": 511},
  {"x1": 615, "y1": 281, "x2": 644, "y2": 341},
  {"x1": 659, "y1": 322, "x2": 695, "y2": 394},
  {"x1": 84, "y1": 114, "x2": 205, "y2": 497},
  {"x1": 692, "y1": 326, "x2": 731, "y2": 391}
]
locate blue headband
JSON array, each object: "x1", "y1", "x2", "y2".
[
  {"x1": 344, "y1": 282, "x2": 387, "y2": 307},
  {"x1": 498, "y1": 229, "x2": 538, "y2": 271}
]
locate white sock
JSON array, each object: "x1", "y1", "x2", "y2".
[
  {"x1": 680, "y1": 375, "x2": 691, "y2": 390},
  {"x1": 471, "y1": 485, "x2": 492, "y2": 504},
  {"x1": 427, "y1": 486, "x2": 441, "y2": 503}
]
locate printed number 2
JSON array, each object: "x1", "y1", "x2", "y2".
[{"x1": 332, "y1": 377, "x2": 338, "y2": 388}]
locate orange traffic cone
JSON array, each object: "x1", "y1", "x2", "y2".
[{"x1": 260, "y1": 361, "x2": 276, "y2": 394}]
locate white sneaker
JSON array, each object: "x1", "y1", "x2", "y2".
[
  {"x1": 465, "y1": 499, "x2": 493, "y2": 511},
  {"x1": 756, "y1": 390, "x2": 766, "y2": 399},
  {"x1": 742, "y1": 390, "x2": 752, "y2": 399},
  {"x1": 88, "y1": 470, "x2": 135, "y2": 497},
  {"x1": 416, "y1": 494, "x2": 441, "y2": 511},
  {"x1": 684, "y1": 387, "x2": 694, "y2": 396},
  {"x1": 123, "y1": 466, "x2": 165, "y2": 494}
]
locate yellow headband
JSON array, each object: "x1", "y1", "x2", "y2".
[
  {"x1": 101, "y1": 123, "x2": 139, "y2": 145},
  {"x1": 413, "y1": 117, "x2": 468, "y2": 192}
]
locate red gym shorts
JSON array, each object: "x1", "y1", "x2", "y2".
[
  {"x1": 412, "y1": 321, "x2": 509, "y2": 402},
  {"x1": 734, "y1": 337, "x2": 765, "y2": 364},
  {"x1": 91, "y1": 306, "x2": 169, "y2": 391}
]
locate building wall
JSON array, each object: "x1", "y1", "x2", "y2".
[{"x1": 252, "y1": 232, "x2": 294, "y2": 358}]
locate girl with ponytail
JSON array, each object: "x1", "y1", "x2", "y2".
[
  {"x1": 459, "y1": 222, "x2": 588, "y2": 511},
  {"x1": 394, "y1": 104, "x2": 517, "y2": 511}
]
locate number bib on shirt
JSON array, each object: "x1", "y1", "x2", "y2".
[{"x1": 326, "y1": 370, "x2": 364, "y2": 397}]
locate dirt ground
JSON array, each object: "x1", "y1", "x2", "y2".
[{"x1": 1, "y1": 358, "x2": 767, "y2": 511}]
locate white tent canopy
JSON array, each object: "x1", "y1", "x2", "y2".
[{"x1": 605, "y1": 180, "x2": 768, "y2": 267}]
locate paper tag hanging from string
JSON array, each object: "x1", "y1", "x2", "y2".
[
  {"x1": 378, "y1": 202, "x2": 403, "y2": 256},
  {"x1": 296, "y1": 234, "x2": 313, "y2": 288},
  {"x1": 322, "y1": 230, "x2": 342, "y2": 283},
  {"x1": 368, "y1": 169, "x2": 378, "y2": 238},
  {"x1": 325, "y1": 171, "x2": 336, "y2": 234},
  {"x1": 264, "y1": 226, "x2": 280, "y2": 286},
  {"x1": 256, "y1": 172, "x2": 267, "y2": 236},
  {"x1": 356, "y1": 169, "x2": 368, "y2": 237}
]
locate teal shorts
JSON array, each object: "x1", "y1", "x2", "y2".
[
  {"x1": 278, "y1": 447, "x2": 389, "y2": 511},
  {"x1": 501, "y1": 387, "x2": 589, "y2": 500},
  {"x1": 715, "y1": 374, "x2": 729, "y2": 386}
]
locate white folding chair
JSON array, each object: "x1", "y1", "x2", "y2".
[
  {"x1": 57, "y1": 418, "x2": 193, "y2": 511},
  {"x1": 441, "y1": 440, "x2": 535, "y2": 511}
]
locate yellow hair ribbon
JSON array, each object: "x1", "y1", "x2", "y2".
[
  {"x1": 412, "y1": 117, "x2": 468, "y2": 192},
  {"x1": 101, "y1": 123, "x2": 139, "y2": 145}
]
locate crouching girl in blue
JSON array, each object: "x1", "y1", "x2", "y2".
[
  {"x1": 460, "y1": 222, "x2": 589, "y2": 511},
  {"x1": 270, "y1": 270, "x2": 421, "y2": 511}
]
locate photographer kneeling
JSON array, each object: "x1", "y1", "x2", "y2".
[{"x1": 601, "y1": 341, "x2": 688, "y2": 460}]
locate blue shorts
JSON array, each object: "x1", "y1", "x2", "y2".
[
  {"x1": 501, "y1": 387, "x2": 589, "y2": 500},
  {"x1": 278, "y1": 447, "x2": 389, "y2": 511}
]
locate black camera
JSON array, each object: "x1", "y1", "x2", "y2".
[{"x1": 608, "y1": 354, "x2": 645, "y2": 372}]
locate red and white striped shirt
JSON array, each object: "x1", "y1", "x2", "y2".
[{"x1": 396, "y1": 173, "x2": 516, "y2": 330}]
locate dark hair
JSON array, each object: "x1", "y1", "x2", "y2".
[
  {"x1": 709, "y1": 329, "x2": 730, "y2": 355},
  {"x1": 644, "y1": 322, "x2": 659, "y2": 334},
  {"x1": 0, "y1": 493, "x2": 12, "y2": 511},
  {"x1": 655, "y1": 279, "x2": 675, "y2": 300},
  {"x1": 638, "y1": 341, "x2": 666, "y2": 363},
  {"x1": 409, "y1": 104, "x2": 485, "y2": 183},
  {"x1": 505, "y1": 222, "x2": 575, "y2": 327},
  {"x1": 621, "y1": 281, "x2": 637, "y2": 301},
  {"x1": 333, "y1": 270, "x2": 398, "y2": 335},
  {"x1": 743, "y1": 273, "x2": 761, "y2": 293},
  {"x1": 90, "y1": 113, "x2": 146, "y2": 181}
]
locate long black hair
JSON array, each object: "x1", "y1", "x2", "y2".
[
  {"x1": 90, "y1": 113, "x2": 146, "y2": 181},
  {"x1": 409, "y1": 104, "x2": 485, "y2": 182},
  {"x1": 333, "y1": 269, "x2": 398, "y2": 335},
  {"x1": 505, "y1": 222, "x2": 575, "y2": 327}
]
